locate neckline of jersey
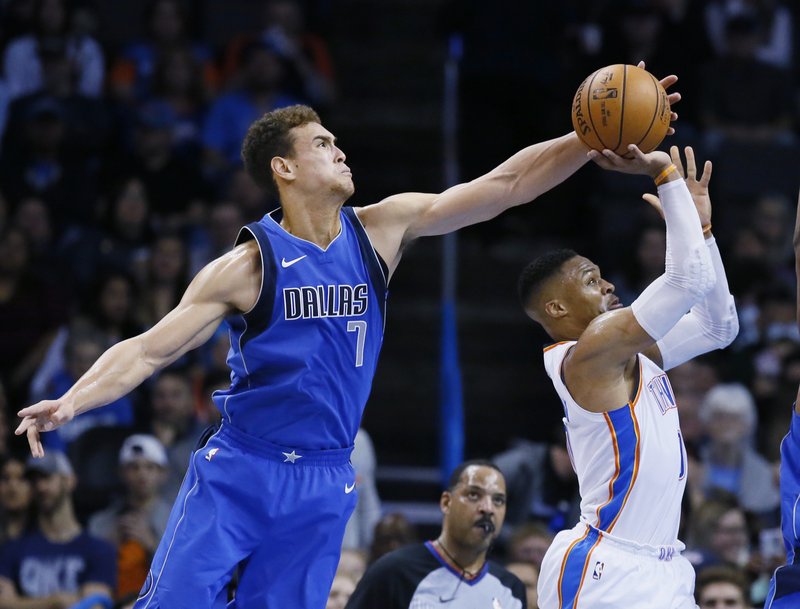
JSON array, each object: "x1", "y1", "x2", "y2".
[{"x1": 266, "y1": 208, "x2": 344, "y2": 253}]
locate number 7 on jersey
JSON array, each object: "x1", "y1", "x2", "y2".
[{"x1": 347, "y1": 320, "x2": 367, "y2": 367}]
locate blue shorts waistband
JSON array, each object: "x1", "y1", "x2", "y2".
[{"x1": 217, "y1": 424, "x2": 354, "y2": 466}]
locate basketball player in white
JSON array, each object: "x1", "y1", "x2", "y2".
[{"x1": 518, "y1": 144, "x2": 738, "y2": 609}]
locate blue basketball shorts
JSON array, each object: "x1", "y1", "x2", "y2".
[{"x1": 133, "y1": 424, "x2": 358, "y2": 609}]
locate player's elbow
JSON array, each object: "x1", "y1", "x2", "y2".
[
  {"x1": 718, "y1": 303, "x2": 740, "y2": 349},
  {"x1": 665, "y1": 249, "x2": 717, "y2": 303}
]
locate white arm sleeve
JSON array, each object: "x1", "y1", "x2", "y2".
[
  {"x1": 630, "y1": 179, "x2": 716, "y2": 340},
  {"x1": 656, "y1": 237, "x2": 739, "y2": 370}
]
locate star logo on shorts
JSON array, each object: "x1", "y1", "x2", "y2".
[{"x1": 282, "y1": 450, "x2": 303, "y2": 464}]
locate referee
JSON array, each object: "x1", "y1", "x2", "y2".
[{"x1": 345, "y1": 460, "x2": 526, "y2": 608}]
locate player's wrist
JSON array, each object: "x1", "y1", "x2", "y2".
[{"x1": 653, "y1": 163, "x2": 678, "y2": 185}]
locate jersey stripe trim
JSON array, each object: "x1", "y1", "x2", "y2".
[
  {"x1": 544, "y1": 341, "x2": 571, "y2": 353},
  {"x1": 557, "y1": 526, "x2": 600, "y2": 609},
  {"x1": 234, "y1": 223, "x2": 277, "y2": 354},
  {"x1": 595, "y1": 404, "x2": 641, "y2": 532},
  {"x1": 342, "y1": 207, "x2": 388, "y2": 331}
]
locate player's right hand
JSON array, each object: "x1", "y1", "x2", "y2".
[{"x1": 15, "y1": 399, "x2": 76, "y2": 457}]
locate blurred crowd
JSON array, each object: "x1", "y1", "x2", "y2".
[{"x1": 0, "y1": 0, "x2": 796, "y2": 607}]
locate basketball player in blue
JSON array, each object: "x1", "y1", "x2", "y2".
[
  {"x1": 763, "y1": 189, "x2": 800, "y2": 609},
  {"x1": 14, "y1": 80, "x2": 680, "y2": 607},
  {"x1": 519, "y1": 145, "x2": 738, "y2": 609}
]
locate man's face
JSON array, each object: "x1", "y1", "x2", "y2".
[
  {"x1": 698, "y1": 582, "x2": 748, "y2": 609},
  {"x1": 152, "y1": 374, "x2": 194, "y2": 425},
  {"x1": 31, "y1": 472, "x2": 71, "y2": 516},
  {"x1": 441, "y1": 465, "x2": 507, "y2": 552},
  {"x1": 0, "y1": 461, "x2": 32, "y2": 512},
  {"x1": 121, "y1": 460, "x2": 166, "y2": 500},
  {"x1": 546, "y1": 256, "x2": 620, "y2": 328},
  {"x1": 282, "y1": 123, "x2": 354, "y2": 201}
]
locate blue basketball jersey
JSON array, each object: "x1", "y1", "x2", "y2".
[{"x1": 211, "y1": 206, "x2": 388, "y2": 450}]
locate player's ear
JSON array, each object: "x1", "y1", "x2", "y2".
[
  {"x1": 271, "y1": 156, "x2": 295, "y2": 183},
  {"x1": 544, "y1": 299, "x2": 568, "y2": 320}
]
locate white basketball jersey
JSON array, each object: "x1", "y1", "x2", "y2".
[{"x1": 543, "y1": 341, "x2": 687, "y2": 547}]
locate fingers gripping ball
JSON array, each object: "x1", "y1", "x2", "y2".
[{"x1": 571, "y1": 64, "x2": 671, "y2": 154}]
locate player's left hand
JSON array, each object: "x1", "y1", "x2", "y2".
[
  {"x1": 638, "y1": 61, "x2": 680, "y2": 135},
  {"x1": 643, "y1": 146, "x2": 712, "y2": 227}
]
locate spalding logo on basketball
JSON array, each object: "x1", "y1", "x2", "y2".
[{"x1": 571, "y1": 64, "x2": 670, "y2": 155}]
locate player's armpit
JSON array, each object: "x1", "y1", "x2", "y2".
[{"x1": 55, "y1": 243, "x2": 258, "y2": 418}]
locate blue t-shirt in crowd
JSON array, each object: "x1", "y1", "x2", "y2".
[{"x1": 0, "y1": 530, "x2": 116, "y2": 596}]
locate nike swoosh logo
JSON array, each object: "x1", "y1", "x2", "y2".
[
  {"x1": 281, "y1": 255, "x2": 307, "y2": 268},
  {"x1": 344, "y1": 482, "x2": 356, "y2": 494}
]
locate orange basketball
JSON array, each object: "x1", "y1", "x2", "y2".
[{"x1": 571, "y1": 64, "x2": 670, "y2": 155}]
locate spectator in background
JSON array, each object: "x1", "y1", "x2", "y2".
[
  {"x1": 202, "y1": 41, "x2": 301, "y2": 182},
  {"x1": 607, "y1": 222, "x2": 667, "y2": 315},
  {"x1": 12, "y1": 197, "x2": 57, "y2": 280},
  {"x1": 60, "y1": 177, "x2": 154, "y2": 290},
  {"x1": 368, "y1": 513, "x2": 418, "y2": 565},
  {"x1": 700, "y1": 11, "x2": 795, "y2": 149},
  {"x1": 88, "y1": 435, "x2": 171, "y2": 601},
  {"x1": 0, "y1": 451, "x2": 115, "y2": 607},
  {"x1": 505, "y1": 523, "x2": 553, "y2": 572},
  {"x1": 705, "y1": 0, "x2": 795, "y2": 69},
  {"x1": 492, "y1": 426, "x2": 579, "y2": 534},
  {"x1": 695, "y1": 565, "x2": 750, "y2": 609},
  {"x1": 686, "y1": 495, "x2": 751, "y2": 572},
  {"x1": 0, "y1": 226, "x2": 67, "y2": 404},
  {"x1": 136, "y1": 232, "x2": 190, "y2": 329},
  {"x1": 41, "y1": 328, "x2": 134, "y2": 453},
  {"x1": 222, "y1": 0, "x2": 336, "y2": 108},
  {"x1": 326, "y1": 573, "x2": 356, "y2": 609},
  {"x1": 2, "y1": 0, "x2": 104, "y2": 99},
  {"x1": 188, "y1": 200, "x2": 244, "y2": 274},
  {"x1": 346, "y1": 461, "x2": 526, "y2": 609},
  {"x1": 342, "y1": 428, "x2": 382, "y2": 552},
  {"x1": 109, "y1": 0, "x2": 217, "y2": 104},
  {"x1": 0, "y1": 455, "x2": 33, "y2": 544},
  {"x1": 113, "y1": 101, "x2": 210, "y2": 229},
  {"x1": 0, "y1": 96, "x2": 98, "y2": 230},
  {"x1": 336, "y1": 549, "x2": 367, "y2": 587},
  {"x1": 140, "y1": 369, "x2": 205, "y2": 500},
  {"x1": 699, "y1": 383, "x2": 780, "y2": 518},
  {"x1": 225, "y1": 167, "x2": 274, "y2": 221},
  {"x1": 150, "y1": 47, "x2": 210, "y2": 163},
  {"x1": 505, "y1": 561, "x2": 538, "y2": 609},
  {"x1": 3, "y1": 37, "x2": 112, "y2": 163},
  {"x1": 29, "y1": 271, "x2": 143, "y2": 405}
]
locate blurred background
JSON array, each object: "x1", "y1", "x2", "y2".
[{"x1": 0, "y1": 0, "x2": 798, "y2": 606}]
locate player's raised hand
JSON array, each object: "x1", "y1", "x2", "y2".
[
  {"x1": 587, "y1": 144, "x2": 671, "y2": 177},
  {"x1": 637, "y1": 60, "x2": 680, "y2": 133},
  {"x1": 15, "y1": 398, "x2": 76, "y2": 457},
  {"x1": 643, "y1": 146, "x2": 713, "y2": 227}
]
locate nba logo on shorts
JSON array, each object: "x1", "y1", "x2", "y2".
[
  {"x1": 592, "y1": 561, "x2": 604, "y2": 580},
  {"x1": 647, "y1": 374, "x2": 677, "y2": 415}
]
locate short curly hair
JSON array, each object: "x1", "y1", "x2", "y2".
[
  {"x1": 241, "y1": 104, "x2": 321, "y2": 199},
  {"x1": 517, "y1": 249, "x2": 578, "y2": 309}
]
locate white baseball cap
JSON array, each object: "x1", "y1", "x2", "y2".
[{"x1": 119, "y1": 434, "x2": 168, "y2": 467}]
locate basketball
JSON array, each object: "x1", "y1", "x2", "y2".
[{"x1": 571, "y1": 64, "x2": 671, "y2": 155}]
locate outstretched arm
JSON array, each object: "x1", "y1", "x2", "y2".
[
  {"x1": 565, "y1": 145, "x2": 714, "y2": 412},
  {"x1": 15, "y1": 242, "x2": 262, "y2": 456},
  {"x1": 359, "y1": 68, "x2": 680, "y2": 275},
  {"x1": 640, "y1": 147, "x2": 739, "y2": 370}
]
